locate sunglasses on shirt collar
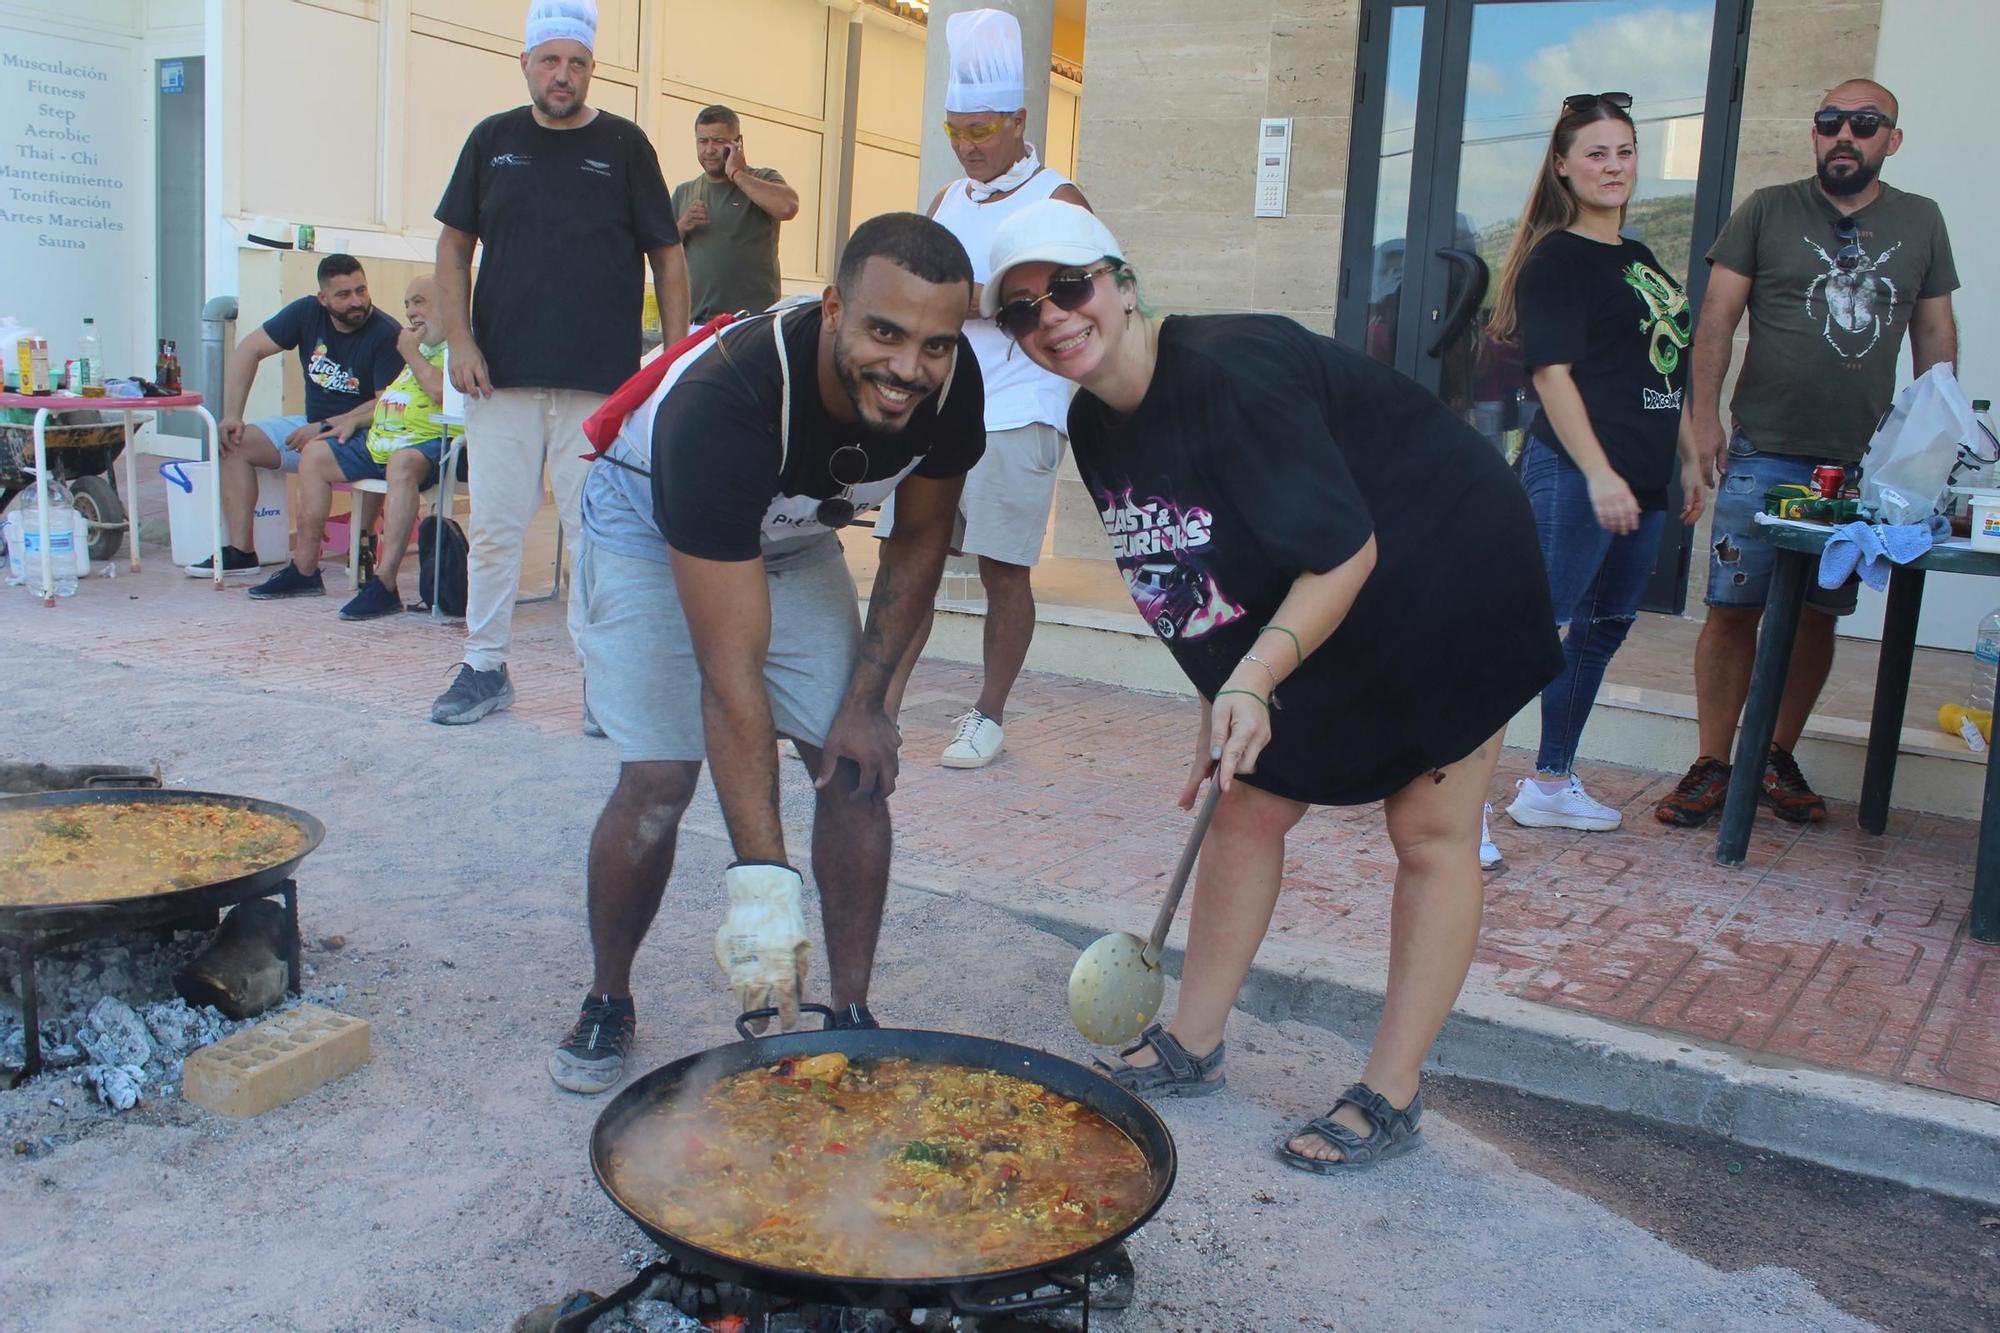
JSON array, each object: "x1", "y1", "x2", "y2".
[
  {"x1": 1814, "y1": 108, "x2": 1894, "y2": 139},
  {"x1": 1831, "y1": 218, "x2": 1866, "y2": 272},
  {"x1": 816, "y1": 443, "x2": 870, "y2": 530},
  {"x1": 995, "y1": 264, "x2": 1120, "y2": 341}
]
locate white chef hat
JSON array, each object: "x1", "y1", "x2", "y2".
[
  {"x1": 945, "y1": 8, "x2": 1026, "y2": 114},
  {"x1": 524, "y1": 0, "x2": 597, "y2": 54}
]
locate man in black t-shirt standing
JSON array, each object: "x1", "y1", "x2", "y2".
[
  {"x1": 547, "y1": 214, "x2": 984, "y2": 1094},
  {"x1": 430, "y1": 0, "x2": 690, "y2": 727}
]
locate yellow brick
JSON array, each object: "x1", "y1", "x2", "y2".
[{"x1": 181, "y1": 1004, "x2": 371, "y2": 1117}]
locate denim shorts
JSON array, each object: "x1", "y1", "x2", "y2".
[
  {"x1": 251, "y1": 414, "x2": 371, "y2": 474},
  {"x1": 1706, "y1": 434, "x2": 1858, "y2": 615},
  {"x1": 329, "y1": 434, "x2": 443, "y2": 487}
]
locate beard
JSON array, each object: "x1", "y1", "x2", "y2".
[
  {"x1": 329, "y1": 305, "x2": 372, "y2": 332},
  {"x1": 832, "y1": 342, "x2": 928, "y2": 440},
  {"x1": 1817, "y1": 151, "x2": 1879, "y2": 197},
  {"x1": 531, "y1": 85, "x2": 583, "y2": 121}
]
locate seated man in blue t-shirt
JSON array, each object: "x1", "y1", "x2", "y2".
[{"x1": 200, "y1": 253, "x2": 404, "y2": 577}]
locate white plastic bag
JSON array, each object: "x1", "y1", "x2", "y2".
[{"x1": 1860, "y1": 362, "x2": 1974, "y2": 524}]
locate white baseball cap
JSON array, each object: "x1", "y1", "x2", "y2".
[{"x1": 979, "y1": 201, "x2": 1127, "y2": 319}]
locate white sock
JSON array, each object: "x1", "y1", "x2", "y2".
[{"x1": 1531, "y1": 775, "x2": 1569, "y2": 796}]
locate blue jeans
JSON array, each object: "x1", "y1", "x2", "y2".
[{"x1": 1520, "y1": 437, "x2": 1667, "y2": 775}]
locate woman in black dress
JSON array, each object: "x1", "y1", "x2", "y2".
[{"x1": 983, "y1": 201, "x2": 1562, "y2": 1173}]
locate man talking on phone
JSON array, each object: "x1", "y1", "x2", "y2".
[{"x1": 672, "y1": 105, "x2": 800, "y2": 331}]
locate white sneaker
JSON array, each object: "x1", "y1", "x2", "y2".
[
  {"x1": 1506, "y1": 774, "x2": 1622, "y2": 831},
  {"x1": 1479, "y1": 803, "x2": 1503, "y2": 869},
  {"x1": 941, "y1": 709, "x2": 1004, "y2": 769}
]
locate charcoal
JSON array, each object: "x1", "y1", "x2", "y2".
[
  {"x1": 79, "y1": 997, "x2": 154, "y2": 1068},
  {"x1": 79, "y1": 1062, "x2": 144, "y2": 1110}
]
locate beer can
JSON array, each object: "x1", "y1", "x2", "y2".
[{"x1": 1812, "y1": 465, "x2": 1845, "y2": 500}]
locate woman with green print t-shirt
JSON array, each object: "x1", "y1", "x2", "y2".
[{"x1": 1488, "y1": 92, "x2": 1704, "y2": 834}]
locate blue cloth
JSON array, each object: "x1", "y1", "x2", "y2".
[
  {"x1": 1520, "y1": 436, "x2": 1668, "y2": 775},
  {"x1": 1818, "y1": 519, "x2": 1943, "y2": 591}
]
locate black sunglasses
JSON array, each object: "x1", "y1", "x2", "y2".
[
  {"x1": 1814, "y1": 108, "x2": 1893, "y2": 139},
  {"x1": 1832, "y1": 218, "x2": 1865, "y2": 272},
  {"x1": 816, "y1": 443, "x2": 870, "y2": 530},
  {"x1": 995, "y1": 263, "x2": 1118, "y2": 340},
  {"x1": 1563, "y1": 90, "x2": 1633, "y2": 112}
]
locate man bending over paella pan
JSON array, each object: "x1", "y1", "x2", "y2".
[{"x1": 547, "y1": 212, "x2": 987, "y2": 1095}]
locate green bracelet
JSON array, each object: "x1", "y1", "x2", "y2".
[
  {"x1": 1260, "y1": 623, "x2": 1303, "y2": 662},
  {"x1": 1214, "y1": 688, "x2": 1272, "y2": 712}
]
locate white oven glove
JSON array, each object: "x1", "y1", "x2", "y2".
[{"x1": 715, "y1": 861, "x2": 811, "y2": 1033}]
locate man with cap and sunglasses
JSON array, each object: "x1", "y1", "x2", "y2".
[
  {"x1": 874, "y1": 7, "x2": 1093, "y2": 772},
  {"x1": 1656, "y1": 78, "x2": 1958, "y2": 831},
  {"x1": 546, "y1": 213, "x2": 985, "y2": 1095},
  {"x1": 430, "y1": 0, "x2": 689, "y2": 729}
]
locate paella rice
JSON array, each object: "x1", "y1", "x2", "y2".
[
  {"x1": 0, "y1": 801, "x2": 307, "y2": 907},
  {"x1": 605, "y1": 1054, "x2": 1154, "y2": 1279}
]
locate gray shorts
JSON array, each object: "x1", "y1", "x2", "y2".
[
  {"x1": 874, "y1": 422, "x2": 1065, "y2": 567},
  {"x1": 575, "y1": 540, "x2": 862, "y2": 764}
]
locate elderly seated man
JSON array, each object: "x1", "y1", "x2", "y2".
[{"x1": 246, "y1": 275, "x2": 456, "y2": 620}]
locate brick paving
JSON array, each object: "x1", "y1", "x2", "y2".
[{"x1": 10, "y1": 504, "x2": 1998, "y2": 1109}]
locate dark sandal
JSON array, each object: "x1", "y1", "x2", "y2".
[
  {"x1": 1277, "y1": 1082, "x2": 1425, "y2": 1175},
  {"x1": 1092, "y1": 1023, "x2": 1226, "y2": 1098}
]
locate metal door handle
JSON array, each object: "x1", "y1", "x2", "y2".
[{"x1": 1424, "y1": 247, "x2": 1490, "y2": 357}]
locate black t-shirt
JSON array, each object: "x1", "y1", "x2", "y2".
[
  {"x1": 653, "y1": 306, "x2": 986, "y2": 565},
  {"x1": 1516, "y1": 231, "x2": 1691, "y2": 508},
  {"x1": 436, "y1": 107, "x2": 679, "y2": 395},
  {"x1": 1067, "y1": 315, "x2": 1562, "y2": 806},
  {"x1": 260, "y1": 296, "x2": 403, "y2": 423}
]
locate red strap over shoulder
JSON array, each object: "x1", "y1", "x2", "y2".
[{"x1": 579, "y1": 313, "x2": 736, "y2": 458}]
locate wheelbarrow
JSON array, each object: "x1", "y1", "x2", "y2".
[{"x1": 0, "y1": 409, "x2": 130, "y2": 563}]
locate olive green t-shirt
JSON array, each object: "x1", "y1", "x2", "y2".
[
  {"x1": 1708, "y1": 178, "x2": 1957, "y2": 462},
  {"x1": 672, "y1": 168, "x2": 787, "y2": 323}
]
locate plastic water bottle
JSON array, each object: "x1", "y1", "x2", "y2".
[
  {"x1": 75, "y1": 317, "x2": 102, "y2": 390},
  {"x1": 1973, "y1": 607, "x2": 2000, "y2": 713},
  {"x1": 19, "y1": 481, "x2": 80, "y2": 597}
]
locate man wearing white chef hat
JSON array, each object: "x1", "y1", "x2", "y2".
[{"x1": 875, "y1": 6, "x2": 1092, "y2": 772}]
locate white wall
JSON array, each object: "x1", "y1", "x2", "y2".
[
  {"x1": 0, "y1": 1, "x2": 146, "y2": 377},
  {"x1": 1856, "y1": 0, "x2": 1998, "y2": 651}
]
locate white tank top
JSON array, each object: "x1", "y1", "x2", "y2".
[{"x1": 933, "y1": 167, "x2": 1078, "y2": 433}]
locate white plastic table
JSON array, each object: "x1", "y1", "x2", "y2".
[{"x1": 0, "y1": 392, "x2": 221, "y2": 605}]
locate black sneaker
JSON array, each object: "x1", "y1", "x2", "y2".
[
  {"x1": 548, "y1": 993, "x2": 635, "y2": 1094},
  {"x1": 430, "y1": 663, "x2": 515, "y2": 725},
  {"x1": 246, "y1": 562, "x2": 325, "y2": 600},
  {"x1": 825, "y1": 1002, "x2": 880, "y2": 1031},
  {"x1": 184, "y1": 545, "x2": 263, "y2": 579},
  {"x1": 339, "y1": 576, "x2": 403, "y2": 621}
]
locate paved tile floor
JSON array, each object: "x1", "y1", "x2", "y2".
[{"x1": 12, "y1": 488, "x2": 1997, "y2": 1108}]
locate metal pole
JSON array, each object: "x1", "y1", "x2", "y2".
[
  {"x1": 199, "y1": 295, "x2": 237, "y2": 456},
  {"x1": 1716, "y1": 548, "x2": 1808, "y2": 865},
  {"x1": 832, "y1": 8, "x2": 865, "y2": 265},
  {"x1": 1859, "y1": 566, "x2": 1925, "y2": 834}
]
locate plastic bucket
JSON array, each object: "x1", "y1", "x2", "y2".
[
  {"x1": 1970, "y1": 490, "x2": 2000, "y2": 554},
  {"x1": 160, "y1": 461, "x2": 289, "y2": 566}
]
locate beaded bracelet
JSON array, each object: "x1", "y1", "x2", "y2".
[{"x1": 1260, "y1": 624, "x2": 1303, "y2": 662}]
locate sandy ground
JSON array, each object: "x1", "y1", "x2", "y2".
[{"x1": 0, "y1": 643, "x2": 1870, "y2": 1331}]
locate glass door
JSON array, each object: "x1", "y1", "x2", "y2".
[{"x1": 1337, "y1": 0, "x2": 1751, "y2": 612}]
